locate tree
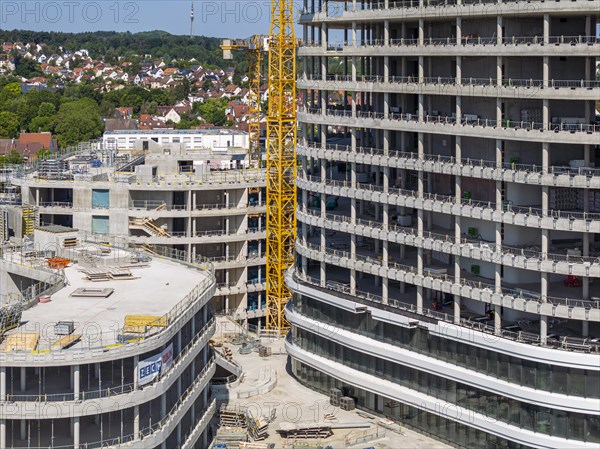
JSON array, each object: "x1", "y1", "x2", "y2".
[
  {"x1": 172, "y1": 79, "x2": 190, "y2": 101},
  {"x1": 3, "y1": 82, "x2": 21, "y2": 97},
  {"x1": 28, "y1": 115, "x2": 55, "y2": 132},
  {"x1": 5, "y1": 149, "x2": 23, "y2": 164},
  {"x1": 54, "y1": 98, "x2": 104, "y2": 147},
  {"x1": 36, "y1": 148, "x2": 53, "y2": 160},
  {"x1": 37, "y1": 102, "x2": 56, "y2": 117},
  {"x1": 13, "y1": 56, "x2": 42, "y2": 79},
  {"x1": 0, "y1": 111, "x2": 21, "y2": 138},
  {"x1": 196, "y1": 98, "x2": 228, "y2": 126},
  {"x1": 175, "y1": 117, "x2": 195, "y2": 129},
  {"x1": 141, "y1": 100, "x2": 158, "y2": 115}
]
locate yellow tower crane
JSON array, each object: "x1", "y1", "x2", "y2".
[
  {"x1": 221, "y1": 1, "x2": 297, "y2": 332},
  {"x1": 221, "y1": 35, "x2": 268, "y2": 166},
  {"x1": 265, "y1": 0, "x2": 297, "y2": 331}
]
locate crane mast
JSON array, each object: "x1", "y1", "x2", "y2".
[
  {"x1": 220, "y1": 36, "x2": 266, "y2": 167},
  {"x1": 265, "y1": 0, "x2": 297, "y2": 331},
  {"x1": 247, "y1": 37, "x2": 263, "y2": 165}
]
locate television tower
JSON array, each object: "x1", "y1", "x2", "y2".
[{"x1": 189, "y1": 2, "x2": 195, "y2": 38}]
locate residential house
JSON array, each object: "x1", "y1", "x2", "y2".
[
  {"x1": 0, "y1": 132, "x2": 58, "y2": 161},
  {"x1": 138, "y1": 114, "x2": 173, "y2": 130},
  {"x1": 115, "y1": 107, "x2": 133, "y2": 119}
]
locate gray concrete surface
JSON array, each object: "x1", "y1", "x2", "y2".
[{"x1": 214, "y1": 317, "x2": 452, "y2": 449}]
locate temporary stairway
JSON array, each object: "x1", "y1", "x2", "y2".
[{"x1": 129, "y1": 217, "x2": 171, "y2": 237}]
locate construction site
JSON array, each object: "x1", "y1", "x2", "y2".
[
  {"x1": 207, "y1": 317, "x2": 452, "y2": 449},
  {"x1": 0, "y1": 229, "x2": 217, "y2": 448},
  {"x1": 7, "y1": 134, "x2": 268, "y2": 326}
]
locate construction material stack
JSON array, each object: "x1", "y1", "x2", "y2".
[{"x1": 329, "y1": 388, "x2": 342, "y2": 407}]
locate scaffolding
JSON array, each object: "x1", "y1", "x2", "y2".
[
  {"x1": 22, "y1": 206, "x2": 37, "y2": 237},
  {"x1": 0, "y1": 208, "x2": 8, "y2": 241}
]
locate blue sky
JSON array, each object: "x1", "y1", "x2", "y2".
[
  {"x1": 0, "y1": 1, "x2": 285, "y2": 38},
  {"x1": 2, "y1": 2, "x2": 598, "y2": 38}
]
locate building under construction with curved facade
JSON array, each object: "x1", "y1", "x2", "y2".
[
  {"x1": 0, "y1": 235, "x2": 216, "y2": 449},
  {"x1": 287, "y1": 1, "x2": 600, "y2": 448}
]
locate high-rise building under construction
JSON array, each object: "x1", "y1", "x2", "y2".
[{"x1": 287, "y1": 1, "x2": 600, "y2": 448}]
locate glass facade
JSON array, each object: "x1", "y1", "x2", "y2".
[
  {"x1": 293, "y1": 359, "x2": 536, "y2": 449},
  {"x1": 294, "y1": 295, "x2": 600, "y2": 399},
  {"x1": 292, "y1": 328, "x2": 600, "y2": 443}
]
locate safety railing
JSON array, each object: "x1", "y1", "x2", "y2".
[
  {"x1": 301, "y1": 107, "x2": 600, "y2": 134},
  {"x1": 130, "y1": 228, "x2": 266, "y2": 239},
  {"x1": 5, "y1": 319, "x2": 215, "y2": 403},
  {"x1": 302, "y1": 34, "x2": 599, "y2": 48},
  {"x1": 298, "y1": 208, "x2": 600, "y2": 266},
  {"x1": 11, "y1": 161, "x2": 267, "y2": 186},
  {"x1": 129, "y1": 200, "x2": 188, "y2": 210},
  {"x1": 302, "y1": 73, "x2": 600, "y2": 89},
  {"x1": 1, "y1": 239, "x2": 215, "y2": 354},
  {"x1": 300, "y1": 0, "x2": 572, "y2": 15},
  {"x1": 297, "y1": 240, "x2": 600, "y2": 310},
  {"x1": 37, "y1": 201, "x2": 74, "y2": 208},
  {"x1": 298, "y1": 142, "x2": 600, "y2": 179},
  {"x1": 291, "y1": 269, "x2": 600, "y2": 353},
  {"x1": 0, "y1": 250, "x2": 67, "y2": 306},
  {"x1": 301, "y1": 174, "x2": 600, "y2": 223}
]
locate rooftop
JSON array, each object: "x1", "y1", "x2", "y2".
[
  {"x1": 104, "y1": 129, "x2": 247, "y2": 136},
  {"x1": 3, "y1": 247, "x2": 211, "y2": 352}
]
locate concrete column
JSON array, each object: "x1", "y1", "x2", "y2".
[
  {"x1": 497, "y1": 56, "x2": 502, "y2": 87},
  {"x1": 417, "y1": 133, "x2": 424, "y2": 314},
  {"x1": 161, "y1": 393, "x2": 167, "y2": 418},
  {"x1": 133, "y1": 355, "x2": 139, "y2": 389},
  {"x1": 0, "y1": 419, "x2": 5, "y2": 449},
  {"x1": 134, "y1": 405, "x2": 140, "y2": 438},
  {"x1": 73, "y1": 365, "x2": 80, "y2": 400},
  {"x1": 0, "y1": 368, "x2": 4, "y2": 449},
  {"x1": 384, "y1": 20, "x2": 390, "y2": 47},
  {"x1": 496, "y1": 16, "x2": 503, "y2": 45},
  {"x1": 73, "y1": 417, "x2": 80, "y2": 449},
  {"x1": 350, "y1": 141, "x2": 357, "y2": 294},
  {"x1": 0, "y1": 367, "x2": 5, "y2": 401},
  {"x1": 454, "y1": 135, "x2": 462, "y2": 324},
  {"x1": 543, "y1": 14, "x2": 550, "y2": 44},
  {"x1": 20, "y1": 367, "x2": 26, "y2": 392},
  {"x1": 543, "y1": 57, "x2": 549, "y2": 88},
  {"x1": 542, "y1": 187, "x2": 549, "y2": 216},
  {"x1": 418, "y1": 57, "x2": 424, "y2": 120},
  {"x1": 20, "y1": 420, "x2": 26, "y2": 441}
]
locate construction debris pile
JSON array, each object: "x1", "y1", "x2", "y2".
[
  {"x1": 214, "y1": 404, "x2": 275, "y2": 448},
  {"x1": 230, "y1": 332, "x2": 271, "y2": 357}
]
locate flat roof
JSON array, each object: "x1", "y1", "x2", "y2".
[
  {"x1": 104, "y1": 129, "x2": 247, "y2": 136},
  {"x1": 35, "y1": 225, "x2": 79, "y2": 233},
  {"x1": 7, "y1": 249, "x2": 210, "y2": 350}
]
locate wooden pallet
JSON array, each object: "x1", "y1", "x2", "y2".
[
  {"x1": 83, "y1": 268, "x2": 135, "y2": 282},
  {"x1": 124, "y1": 315, "x2": 168, "y2": 328},
  {"x1": 1, "y1": 333, "x2": 39, "y2": 352},
  {"x1": 51, "y1": 334, "x2": 81, "y2": 349}
]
